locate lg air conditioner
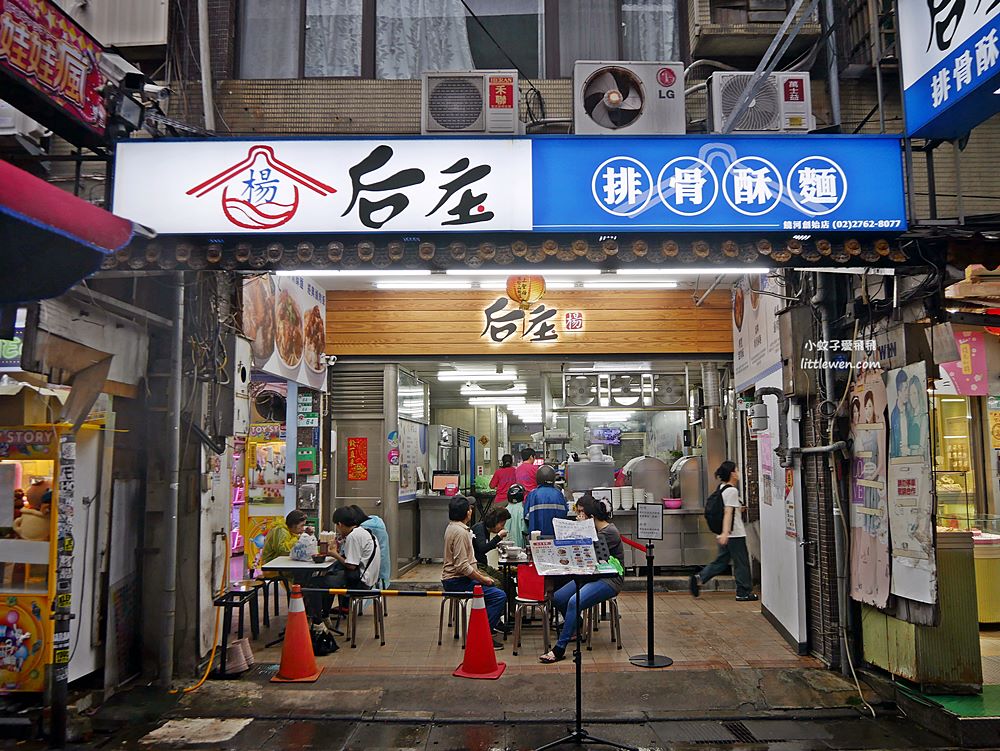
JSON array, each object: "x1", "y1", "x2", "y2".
[
  {"x1": 707, "y1": 72, "x2": 814, "y2": 133},
  {"x1": 573, "y1": 61, "x2": 685, "y2": 135},
  {"x1": 421, "y1": 70, "x2": 521, "y2": 134}
]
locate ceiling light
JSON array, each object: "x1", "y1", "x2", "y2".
[
  {"x1": 586, "y1": 411, "x2": 633, "y2": 422},
  {"x1": 374, "y1": 281, "x2": 472, "y2": 290},
  {"x1": 438, "y1": 369, "x2": 517, "y2": 382},
  {"x1": 460, "y1": 384, "x2": 527, "y2": 396},
  {"x1": 584, "y1": 281, "x2": 678, "y2": 290},
  {"x1": 468, "y1": 396, "x2": 527, "y2": 406},
  {"x1": 445, "y1": 269, "x2": 602, "y2": 276},
  {"x1": 616, "y1": 267, "x2": 769, "y2": 275},
  {"x1": 276, "y1": 269, "x2": 432, "y2": 277},
  {"x1": 478, "y1": 281, "x2": 578, "y2": 290}
]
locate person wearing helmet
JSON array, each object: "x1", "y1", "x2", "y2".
[
  {"x1": 504, "y1": 483, "x2": 528, "y2": 546},
  {"x1": 524, "y1": 463, "x2": 567, "y2": 537}
]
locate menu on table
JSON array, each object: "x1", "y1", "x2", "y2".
[{"x1": 530, "y1": 539, "x2": 599, "y2": 576}]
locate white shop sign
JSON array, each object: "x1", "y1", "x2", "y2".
[{"x1": 636, "y1": 503, "x2": 663, "y2": 541}]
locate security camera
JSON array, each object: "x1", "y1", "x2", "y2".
[
  {"x1": 322, "y1": 354, "x2": 338, "y2": 368},
  {"x1": 143, "y1": 83, "x2": 172, "y2": 102}
]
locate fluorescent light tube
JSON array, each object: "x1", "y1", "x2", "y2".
[
  {"x1": 460, "y1": 384, "x2": 527, "y2": 396},
  {"x1": 468, "y1": 396, "x2": 527, "y2": 406},
  {"x1": 374, "y1": 281, "x2": 472, "y2": 290},
  {"x1": 478, "y1": 281, "x2": 577, "y2": 290},
  {"x1": 616, "y1": 267, "x2": 769, "y2": 275},
  {"x1": 276, "y1": 269, "x2": 432, "y2": 277},
  {"x1": 446, "y1": 269, "x2": 601, "y2": 276},
  {"x1": 584, "y1": 281, "x2": 678, "y2": 290}
]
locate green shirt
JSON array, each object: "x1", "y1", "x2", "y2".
[{"x1": 261, "y1": 519, "x2": 294, "y2": 570}]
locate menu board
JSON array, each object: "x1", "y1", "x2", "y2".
[
  {"x1": 530, "y1": 539, "x2": 599, "y2": 576},
  {"x1": 242, "y1": 274, "x2": 327, "y2": 390}
]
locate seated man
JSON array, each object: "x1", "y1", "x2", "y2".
[
  {"x1": 440, "y1": 496, "x2": 507, "y2": 650},
  {"x1": 327, "y1": 505, "x2": 381, "y2": 612}
]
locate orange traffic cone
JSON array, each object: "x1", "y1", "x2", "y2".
[
  {"x1": 271, "y1": 584, "x2": 323, "y2": 683},
  {"x1": 453, "y1": 585, "x2": 506, "y2": 680}
]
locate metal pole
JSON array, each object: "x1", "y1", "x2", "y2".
[
  {"x1": 953, "y1": 141, "x2": 965, "y2": 225},
  {"x1": 926, "y1": 147, "x2": 938, "y2": 220},
  {"x1": 822, "y1": 0, "x2": 841, "y2": 127},
  {"x1": 629, "y1": 542, "x2": 673, "y2": 668},
  {"x1": 870, "y1": 0, "x2": 886, "y2": 133},
  {"x1": 159, "y1": 274, "x2": 185, "y2": 687},
  {"x1": 197, "y1": 0, "x2": 216, "y2": 131}
]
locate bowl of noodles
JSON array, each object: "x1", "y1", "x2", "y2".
[
  {"x1": 275, "y1": 289, "x2": 304, "y2": 368},
  {"x1": 303, "y1": 305, "x2": 325, "y2": 373},
  {"x1": 243, "y1": 276, "x2": 275, "y2": 368}
]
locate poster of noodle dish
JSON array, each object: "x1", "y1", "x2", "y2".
[{"x1": 242, "y1": 274, "x2": 327, "y2": 390}]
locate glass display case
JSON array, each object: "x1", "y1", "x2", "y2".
[{"x1": 932, "y1": 396, "x2": 978, "y2": 524}]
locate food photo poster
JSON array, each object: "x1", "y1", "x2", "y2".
[{"x1": 242, "y1": 275, "x2": 327, "y2": 390}]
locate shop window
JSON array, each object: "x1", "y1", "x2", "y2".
[
  {"x1": 237, "y1": 1, "x2": 678, "y2": 80},
  {"x1": 933, "y1": 396, "x2": 978, "y2": 523}
]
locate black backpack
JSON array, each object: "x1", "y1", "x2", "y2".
[{"x1": 704, "y1": 483, "x2": 731, "y2": 534}]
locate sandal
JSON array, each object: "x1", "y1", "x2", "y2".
[{"x1": 538, "y1": 649, "x2": 566, "y2": 664}]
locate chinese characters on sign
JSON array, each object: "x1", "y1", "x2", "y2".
[
  {"x1": 481, "y1": 298, "x2": 584, "y2": 344},
  {"x1": 346, "y1": 437, "x2": 368, "y2": 482},
  {"x1": 0, "y1": 0, "x2": 106, "y2": 139}
]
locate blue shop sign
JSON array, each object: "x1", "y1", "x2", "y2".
[
  {"x1": 532, "y1": 135, "x2": 906, "y2": 233},
  {"x1": 899, "y1": 1, "x2": 1000, "y2": 138}
]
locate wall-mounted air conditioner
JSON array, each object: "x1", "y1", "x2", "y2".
[
  {"x1": 421, "y1": 70, "x2": 521, "y2": 134},
  {"x1": 707, "y1": 72, "x2": 814, "y2": 133},
  {"x1": 573, "y1": 61, "x2": 685, "y2": 135}
]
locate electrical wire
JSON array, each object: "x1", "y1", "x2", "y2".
[
  {"x1": 170, "y1": 529, "x2": 230, "y2": 694},
  {"x1": 458, "y1": 0, "x2": 546, "y2": 124}
]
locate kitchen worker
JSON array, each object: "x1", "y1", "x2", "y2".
[
  {"x1": 489, "y1": 454, "x2": 518, "y2": 505},
  {"x1": 514, "y1": 447, "x2": 539, "y2": 494}
]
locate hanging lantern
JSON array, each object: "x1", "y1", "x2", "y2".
[
  {"x1": 986, "y1": 308, "x2": 1000, "y2": 336},
  {"x1": 506, "y1": 275, "x2": 546, "y2": 311}
]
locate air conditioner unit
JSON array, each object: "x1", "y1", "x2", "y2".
[
  {"x1": 0, "y1": 100, "x2": 49, "y2": 145},
  {"x1": 707, "y1": 72, "x2": 813, "y2": 133},
  {"x1": 421, "y1": 70, "x2": 520, "y2": 134},
  {"x1": 573, "y1": 61, "x2": 685, "y2": 135}
]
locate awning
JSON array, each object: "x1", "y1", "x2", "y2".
[{"x1": 0, "y1": 160, "x2": 147, "y2": 304}]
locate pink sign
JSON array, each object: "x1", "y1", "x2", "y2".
[{"x1": 941, "y1": 330, "x2": 988, "y2": 395}]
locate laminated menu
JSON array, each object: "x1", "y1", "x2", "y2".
[{"x1": 530, "y1": 539, "x2": 599, "y2": 576}]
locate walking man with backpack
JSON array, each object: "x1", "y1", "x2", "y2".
[{"x1": 690, "y1": 460, "x2": 757, "y2": 601}]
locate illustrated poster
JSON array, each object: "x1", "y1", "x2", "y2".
[
  {"x1": 0, "y1": 595, "x2": 51, "y2": 692},
  {"x1": 886, "y1": 364, "x2": 937, "y2": 604},
  {"x1": 940, "y1": 330, "x2": 988, "y2": 395},
  {"x1": 398, "y1": 420, "x2": 427, "y2": 502},
  {"x1": 848, "y1": 369, "x2": 890, "y2": 607}
]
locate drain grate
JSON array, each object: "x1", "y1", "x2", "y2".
[
  {"x1": 722, "y1": 721, "x2": 760, "y2": 744},
  {"x1": 245, "y1": 663, "x2": 279, "y2": 680}
]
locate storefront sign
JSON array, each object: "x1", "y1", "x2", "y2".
[
  {"x1": 346, "y1": 437, "x2": 368, "y2": 481},
  {"x1": 848, "y1": 370, "x2": 890, "y2": 609},
  {"x1": 733, "y1": 273, "x2": 785, "y2": 393},
  {"x1": 0, "y1": 0, "x2": 106, "y2": 143},
  {"x1": 886, "y1": 363, "x2": 937, "y2": 605},
  {"x1": 242, "y1": 274, "x2": 327, "y2": 390},
  {"x1": 296, "y1": 412, "x2": 319, "y2": 428},
  {"x1": 112, "y1": 136, "x2": 906, "y2": 234},
  {"x1": 248, "y1": 422, "x2": 283, "y2": 440},
  {"x1": 940, "y1": 330, "x2": 989, "y2": 394},
  {"x1": 899, "y1": 1, "x2": 1000, "y2": 138},
  {"x1": 327, "y1": 289, "x2": 732, "y2": 356}
]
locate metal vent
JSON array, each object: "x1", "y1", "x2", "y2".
[
  {"x1": 428, "y1": 78, "x2": 483, "y2": 130},
  {"x1": 719, "y1": 74, "x2": 780, "y2": 130},
  {"x1": 457, "y1": 427, "x2": 471, "y2": 445},
  {"x1": 330, "y1": 369, "x2": 384, "y2": 416}
]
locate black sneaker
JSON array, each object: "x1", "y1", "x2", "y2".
[
  {"x1": 689, "y1": 574, "x2": 701, "y2": 598},
  {"x1": 492, "y1": 634, "x2": 505, "y2": 650},
  {"x1": 736, "y1": 593, "x2": 759, "y2": 602}
]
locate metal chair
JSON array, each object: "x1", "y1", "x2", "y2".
[
  {"x1": 584, "y1": 597, "x2": 622, "y2": 651},
  {"x1": 438, "y1": 593, "x2": 471, "y2": 647},
  {"x1": 347, "y1": 592, "x2": 385, "y2": 648}
]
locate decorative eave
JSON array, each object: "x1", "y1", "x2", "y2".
[{"x1": 101, "y1": 231, "x2": 938, "y2": 273}]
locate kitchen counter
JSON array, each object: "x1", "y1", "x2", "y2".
[{"x1": 612, "y1": 506, "x2": 716, "y2": 568}]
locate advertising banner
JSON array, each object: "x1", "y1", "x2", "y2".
[
  {"x1": 732, "y1": 272, "x2": 785, "y2": 393},
  {"x1": 113, "y1": 135, "x2": 907, "y2": 235},
  {"x1": 899, "y1": 0, "x2": 1000, "y2": 138},
  {"x1": 886, "y1": 363, "x2": 937, "y2": 604},
  {"x1": 0, "y1": 0, "x2": 106, "y2": 142},
  {"x1": 346, "y1": 437, "x2": 368, "y2": 482},
  {"x1": 848, "y1": 369, "x2": 890, "y2": 608},
  {"x1": 242, "y1": 274, "x2": 326, "y2": 390},
  {"x1": 940, "y1": 330, "x2": 989, "y2": 395}
]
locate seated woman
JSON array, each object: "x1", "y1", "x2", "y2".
[
  {"x1": 260, "y1": 509, "x2": 307, "y2": 579},
  {"x1": 539, "y1": 494, "x2": 624, "y2": 664},
  {"x1": 471, "y1": 506, "x2": 511, "y2": 584}
]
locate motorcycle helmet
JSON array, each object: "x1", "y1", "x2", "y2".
[
  {"x1": 535, "y1": 464, "x2": 557, "y2": 485},
  {"x1": 507, "y1": 483, "x2": 526, "y2": 504}
]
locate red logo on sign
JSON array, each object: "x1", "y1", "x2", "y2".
[
  {"x1": 657, "y1": 67, "x2": 676, "y2": 87},
  {"x1": 489, "y1": 75, "x2": 514, "y2": 109},
  {"x1": 186, "y1": 145, "x2": 335, "y2": 230},
  {"x1": 783, "y1": 78, "x2": 804, "y2": 102}
]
